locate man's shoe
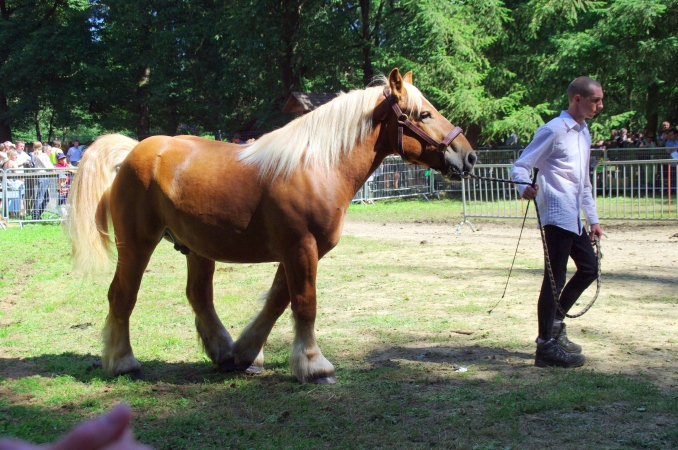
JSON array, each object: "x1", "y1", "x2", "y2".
[
  {"x1": 553, "y1": 322, "x2": 582, "y2": 354},
  {"x1": 535, "y1": 338, "x2": 586, "y2": 368}
]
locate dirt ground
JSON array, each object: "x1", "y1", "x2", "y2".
[{"x1": 342, "y1": 218, "x2": 678, "y2": 389}]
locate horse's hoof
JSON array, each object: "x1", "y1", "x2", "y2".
[
  {"x1": 244, "y1": 364, "x2": 263, "y2": 375},
  {"x1": 309, "y1": 374, "x2": 336, "y2": 384},
  {"x1": 219, "y1": 359, "x2": 263, "y2": 375}
]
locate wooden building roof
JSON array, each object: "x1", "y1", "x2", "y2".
[{"x1": 282, "y1": 92, "x2": 339, "y2": 114}]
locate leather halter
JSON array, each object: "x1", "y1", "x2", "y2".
[{"x1": 383, "y1": 87, "x2": 463, "y2": 159}]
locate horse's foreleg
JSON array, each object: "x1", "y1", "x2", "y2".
[
  {"x1": 103, "y1": 245, "x2": 154, "y2": 377},
  {"x1": 185, "y1": 252, "x2": 234, "y2": 368},
  {"x1": 285, "y1": 238, "x2": 335, "y2": 384},
  {"x1": 232, "y1": 264, "x2": 291, "y2": 373}
]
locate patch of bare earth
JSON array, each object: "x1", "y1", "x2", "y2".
[{"x1": 343, "y1": 219, "x2": 678, "y2": 390}]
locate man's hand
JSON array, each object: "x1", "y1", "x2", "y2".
[
  {"x1": 0, "y1": 404, "x2": 151, "y2": 450},
  {"x1": 589, "y1": 223, "x2": 603, "y2": 242},
  {"x1": 521, "y1": 184, "x2": 539, "y2": 200}
]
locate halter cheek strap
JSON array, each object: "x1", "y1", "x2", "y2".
[{"x1": 383, "y1": 88, "x2": 463, "y2": 158}]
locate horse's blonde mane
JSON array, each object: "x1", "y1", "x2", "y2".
[{"x1": 238, "y1": 77, "x2": 424, "y2": 180}]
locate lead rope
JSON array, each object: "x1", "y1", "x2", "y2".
[{"x1": 465, "y1": 172, "x2": 602, "y2": 318}]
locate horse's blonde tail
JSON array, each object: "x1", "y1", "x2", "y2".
[{"x1": 65, "y1": 134, "x2": 139, "y2": 273}]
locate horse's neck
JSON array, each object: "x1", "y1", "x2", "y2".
[{"x1": 337, "y1": 124, "x2": 392, "y2": 198}]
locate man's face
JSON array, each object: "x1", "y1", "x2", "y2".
[
  {"x1": 16, "y1": 143, "x2": 24, "y2": 152},
  {"x1": 44, "y1": 146, "x2": 51, "y2": 154},
  {"x1": 578, "y1": 86, "x2": 604, "y2": 120},
  {"x1": 670, "y1": 131, "x2": 678, "y2": 141},
  {"x1": 662, "y1": 122, "x2": 670, "y2": 130},
  {"x1": 73, "y1": 141, "x2": 79, "y2": 147}
]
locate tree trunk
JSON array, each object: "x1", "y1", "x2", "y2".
[
  {"x1": 360, "y1": 0, "x2": 373, "y2": 87},
  {"x1": 644, "y1": 82, "x2": 659, "y2": 135},
  {"x1": 35, "y1": 110, "x2": 42, "y2": 142},
  {"x1": 0, "y1": 93, "x2": 12, "y2": 142},
  {"x1": 48, "y1": 108, "x2": 56, "y2": 142},
  {"x1": 279, "y1": 0, "x2": 302, "y2": 100},
  {"x1": 464, "y1": 123, "x2": 482, "y2": 150}
]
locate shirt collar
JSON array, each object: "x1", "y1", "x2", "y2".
[{"x1": 559, "y1": 110, "x2": 587, "y2": 133}]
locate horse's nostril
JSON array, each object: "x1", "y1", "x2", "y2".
[{"x1": 467, "y1": 152, "x2": 477, "y2": 166}]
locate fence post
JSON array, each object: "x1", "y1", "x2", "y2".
[
  {"x1": 455, "y1": 177, "x2": 476, "y2": 233},
  {"x1": 1, "y1": 169, "x2": 6, "y2": 229}
]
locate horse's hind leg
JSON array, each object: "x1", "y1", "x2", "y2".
[
  {"x1": 186, "y1": 252, "x2": 234, "y2": 368},
  {"x1": 103, "y1": 244, "x2": 155, "y2": 377},
  {"x1": 232, "y1": 264, "x2": 291, "y2": 372}
]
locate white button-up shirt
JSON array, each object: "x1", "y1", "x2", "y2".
[{"x1": 510, "y1": 110, "x2": 599, "y2": 235}]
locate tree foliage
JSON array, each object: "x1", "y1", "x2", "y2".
[{"x1": 1, "y1": 0, "x2": 677, "y2": 146}]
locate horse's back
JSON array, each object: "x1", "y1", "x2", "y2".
[{"x1": 110, "y1": 136, "x2": 277, "y2": 261}]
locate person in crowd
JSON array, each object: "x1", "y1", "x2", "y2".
[
  {"x1": 32, "y1": 141, "x2": 54, "y2": 220},
  {"x1": 67, "y1": 140, "x2": 83, "y2": 166},
  {"x1": 606, "y1": 129, "x2": 619, "y2": 149},
  {"x1": 43, "y1": 143, "x2": 54, "y2": 163},
  {"x1": 14, "y1": 140, "x2": 30, "y2": 166},
  {"x1": 0, "y1": 141, "x2": 14, "y2": 165},
  {"x1": 0, "y1": 403, "x2": 151, "y2": 450},
  {"x1": 640, "y1": 131, "x2": 657, "y2": 148},
  {"x1": 233, "y1": 133, "x2": 245, "y2": 145},
  {"x1": 48, "y1": 145, "x2": 58, "y2": 165},
  {"x1": 657, "y1": 121, "x2": 671, "y2": 146},
  {"x1": 55, "y1": 152, "x2": 73, "y2": 184},
  {"x1": 52, "y1": 139, "x2": 62, "y2": 152},
  {"x1": 618, "y1": 128, "x2": 631, "y2": 147},
  {"x1": 664, "y1": 128, "x2": 678, "y2": 194},
  {"x1": 665, "y1": 128, "x2": 678, "y2": 152},
  {"x1": 510, "y1": 75, "x2": 604, "y2": 369},
  {"x1": 55, "y1": 152, "x2": 71, "y2": 168},
  {"x1": 505, "y1": 131, "x2": 518, "y2": 146},
  {"x1": 2, "y1": 150, "x2": 25, "y2": 218},
  {"x1": 57, "y1": 173, "x2": 70, "y2": 206}
]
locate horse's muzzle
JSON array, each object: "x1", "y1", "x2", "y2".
[{"x1": 443, "y1": 149, "x2": 476, "y2": 180}]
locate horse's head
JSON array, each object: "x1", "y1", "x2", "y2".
[{"x1": 382, "y1": 68, "x2": 476, "y2": 180}]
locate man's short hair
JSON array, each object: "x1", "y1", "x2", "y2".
[
  {"x1": 233, "y1": 133, "x2": 242, "y2": 140},
  {"x1": 567, "y1": 76, "x2": 602, "y2": 102}
]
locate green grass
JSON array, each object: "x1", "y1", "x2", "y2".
[
  {"x1": 348, "y1": 197, "x2": 465, "y2": 222},
  {"x1": 0, "y1": 213, "x2": 676, "y2": 449}
]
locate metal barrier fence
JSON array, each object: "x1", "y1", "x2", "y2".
[
  {"x1": 352, "y1": 155, "x2": 463, "y2": 202},
  {"x1": 1, "y1": 167, "x2": 75, "y2": 229},
  {"x1": 3, "y1": 156, "x2": 678, "y2": 228},
  {"x1": 455, "y1": 159, "x2": 678, "y2": 232}
]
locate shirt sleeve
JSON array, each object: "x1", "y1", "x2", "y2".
[
  {"x1": 581, "y1": 152, "x2": 599, "y2": 226},
  {"x1": 510, "y1": 126, "x2": 555, "y2": 196}
]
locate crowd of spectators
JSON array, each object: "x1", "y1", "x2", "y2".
[
  {"x1": 593, "y1": 121, "x2": 678, "y2": 155},
  {"x1": 1, "y1": 139, "x2": 82, "y2": 220}
]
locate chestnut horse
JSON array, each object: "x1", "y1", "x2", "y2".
[{"x1": 66, "y1": 69, "x2": 476, "y2": 383}]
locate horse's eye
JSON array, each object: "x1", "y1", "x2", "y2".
[{"x1": 421, "y1": 111, "x2": 432, "y2": 119}]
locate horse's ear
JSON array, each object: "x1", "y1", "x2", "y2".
[
  {"x1": 388, "y1": 68, "x2": 405, "y2": 100},
  {"x1": 403, "y1": 71, "x2": 413, "y2": 84}
]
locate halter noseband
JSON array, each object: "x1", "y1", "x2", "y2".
[{"x1": 383, "y1": 87, "x2": 463, "y2": 159}]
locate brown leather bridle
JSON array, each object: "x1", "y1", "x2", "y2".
[{"x1": 383, "y1": 87, "x2": 463, "y2": 160}]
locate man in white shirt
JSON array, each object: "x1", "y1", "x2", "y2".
[
  {"x1": 67, "y1": 140, "x2": 82, "y2": 166},
  {"x1": 510, "y1": 76, "x2": 604, "y2": 368},
  {"x1": 14, "y1": 140, "x2": 30, "y2": 166}
]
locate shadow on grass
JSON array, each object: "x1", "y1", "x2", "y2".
[
  {"x1": 1, "y1": 359, "x2": 677, "y2": 450},
  {"x1": 0, "y1": 342, "x2": 534, "y2": 388},
  {"x1": 365, "y1": 344, "x2": 534, "y2": 369},
  {"x1": 0, "y1": 352, "x2": 295, "y2": 385}
]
